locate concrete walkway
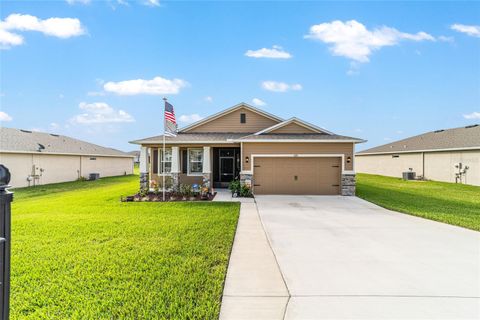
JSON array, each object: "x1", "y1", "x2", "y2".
[{"x1": 219, "y1": 202, "x2": 289, "y2": 319}]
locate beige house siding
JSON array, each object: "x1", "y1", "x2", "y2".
[
  {"x1": 184, "y1": 107, "x2": 279, "y2": 133},
  {"x1": 268, "y1": 122, "x2": 317, "y2": 134},
  {"x1": 424, "y1": 150, "x2": 480, "y2": 186},
  {"x1": 242, "y1": 142, "x2": 354, "y2": 172},
  {"x1": 355, "y1": 153, "x2": 424, "y2": 178},
  {"x1": 356, "y1": 149, "x2": 480, "y2": 186},
  {"x1": 0, "y1": 152, "x2": 133, "y2": 188}
]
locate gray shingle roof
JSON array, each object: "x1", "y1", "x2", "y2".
[
  {"x1": 358, "y1": 124, "x2": 480, "y2": 155},
  {"x1": 235, "y1": 133, "x2": 364, "y2": 142},
  {"x1": 130, "y1": 133, "x2": 250, "y2": 144},
  {"x1": 0, "y1": 127, "x2": 133, "y2": 157}
]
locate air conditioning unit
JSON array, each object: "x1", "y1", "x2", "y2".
[
  {"x1": 402, "y1": 171, "x2": 416, "y2": 180},
  {"x1": 89, "y1": 173, "x2": 100, "y2": 181}
]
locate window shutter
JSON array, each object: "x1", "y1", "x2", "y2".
[
  {"x1": 152, "y1": 149, "x2": 159, "y2": 174},
  {"x1": 182, "y1": 149, "x2": 188, "y2": 173}
]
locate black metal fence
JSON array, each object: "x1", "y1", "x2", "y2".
[{"x1": 0, "y1": 165, "x2": 12, "y2": 320}]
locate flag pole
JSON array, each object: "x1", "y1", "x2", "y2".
[{"x1": 163, "y1": 97, "x2": 167, "y2": 202}]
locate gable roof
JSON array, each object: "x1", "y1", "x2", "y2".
[
  {"x1": 234, "y1": 133, "x2": 365, "y2": 143},
  {"x1": 357, "y1": 124, "x2": 480, "y2": 155},
  {"x1": 0, "y1": 127, "x2": 133, "y2": 158},
  {"x1": 254, "y1": 117, "x2": 333, "y2": 135},
  {"x1": 179, "y1": 102, "x2": 283, "y2": 133}
]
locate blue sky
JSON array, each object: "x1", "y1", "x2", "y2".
[{"x1": 1, "y1": 0, "x2": 479, "y2": 151}]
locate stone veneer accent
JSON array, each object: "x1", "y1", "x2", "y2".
[
  {"x1": 172, "y1": 173, "x2": 180, "y2": 191},
  {"x1": 240, "y1": 173, "x2": 253, "y2": 187},
  {"x1": 202, "y1": 173, "x2": 212, "y2": 189},
  {"x1": 341, "y1": 174, "x2": 356, "y2": 196},
  {"x1": 140, "y1": 172, "x2": 149, "y2": 191}
]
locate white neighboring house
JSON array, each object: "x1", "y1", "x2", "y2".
[
  {"x1": 356, "y1": 124, "x2": 480, "y2": 186},
  {"x1": 0, "y1": 127, "x2": 134, "y2": 188}
]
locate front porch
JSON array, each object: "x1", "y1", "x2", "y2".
[{"x1": 139, "y1": 144, "x2": 241, "y2": 191}]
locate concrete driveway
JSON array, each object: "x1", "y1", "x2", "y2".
[{"x1": 256, "y1": 196, "x2": 480, "y2": 319}]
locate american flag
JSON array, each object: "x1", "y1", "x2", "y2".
[{"x1": 164, "y1": 100, "x2": 177, "y2": 137}]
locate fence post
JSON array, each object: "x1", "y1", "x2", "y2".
[{"x1": 0, "y1": 165, "x2": 12, "y2": 320}]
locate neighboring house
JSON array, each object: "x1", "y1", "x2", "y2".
[
  {"x1": 130, "y1": 103, "x2": 365, "y2": 195},
  {"x1": 0, "y1": 127, "x2": 134, "y2": 188},
  {"x1": 356, "y1": 124, "x2": 480, "y2": 186},
  {"x1": 128, "y1": 150, "x2": 140, "y2": 164}
]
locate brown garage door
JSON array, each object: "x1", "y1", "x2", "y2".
[{"x1": 253, "y1": 157, "x2": 341, "y2": 195}]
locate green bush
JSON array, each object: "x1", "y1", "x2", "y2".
[
  {"x1": 228, "y1": 180, "x2": 241, "y2": 194},
  {"x1": 239, "y1": 184, "x2": 252, "y2": 197}
]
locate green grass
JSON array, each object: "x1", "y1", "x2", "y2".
[
  {"x1": 11, "y1": 174, "x2": 240, "y2": 319},
  {"x1": 357, "y1": 173, "x2": 480, "y2": 231}
]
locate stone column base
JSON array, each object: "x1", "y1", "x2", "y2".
[
  {"x1": 171, "y1": 172, "x2": 180, "y2": 191},
  {"x1": 140, "y1": 172, "x2": 149, "y2": 191},
  {"x1": 202, "y1": 173, "x2": 212, "y2": 190},
  {"x1": 240, "y1": 173, "x2": 253, "y2": 187},
  {"x1": 341, "y1": 174, "x2": 356, "y2": 196}
]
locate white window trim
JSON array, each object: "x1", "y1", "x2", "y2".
[
  {"x1": 157, "y1": 147, "x2": 173, "y2": 176},
  {"x1": 187, "y1": 147, "x2": 204, "y2": 176}
]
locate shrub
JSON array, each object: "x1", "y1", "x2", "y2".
[
  {"x1": 239, "y1": 184, "x2": 252, "y2": 197},
  {"x1": 228, "y1": 179, "x2": 241, "y2": 194}
]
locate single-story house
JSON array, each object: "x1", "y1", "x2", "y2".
[
  {"x1": 356, "y1": 124, "x2": 480, "y2": 186},
  {"x1": 0, "y1": 127, "x2": 134, "y2": 188},
  {"x1": 130, "y1": 103, "x2": 365, "y2": 196}
]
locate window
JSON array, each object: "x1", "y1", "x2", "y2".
[
  {"x1": 158, "y1": 148, "x2": 172, "y2": 174},
  {"x1": 240, "y1": 113, "x2": 246, "y2": 123},
  {"x1": 188, "y1": 148, "x2": 203, "y2": 175}
]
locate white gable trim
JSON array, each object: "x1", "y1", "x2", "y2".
[
  {"x1": 178, "y1": 102, "x2": 284, "y2": 133},
  {"x1": 253, "y1": 117, "x2": 334, "y2": 135}
]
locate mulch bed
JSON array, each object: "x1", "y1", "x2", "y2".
[{"x1": 121, "y1": 192, "x2": 217, "y2": 202}]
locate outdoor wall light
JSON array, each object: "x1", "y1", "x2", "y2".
[
  {"x1": 346, "y1": 156, "x2": 352, "y2": 164},
  {"x1": 245, "y1": 156, "x2": 249, "y2": 163}
]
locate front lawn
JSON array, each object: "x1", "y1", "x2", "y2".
[
  {"x1": 356, "y1": 173, "x2": 480, "y2": 231},
  {"x1": 11, "y1": 174, "x2": 240, "y2": 319}
]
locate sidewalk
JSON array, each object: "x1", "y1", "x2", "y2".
[{"x1": 219, "y1": 201, "x2": 289, "y2": 320}]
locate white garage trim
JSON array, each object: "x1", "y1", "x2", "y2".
[{"x1": 243, "y1": 153, "x2": 350, "y2": 175}]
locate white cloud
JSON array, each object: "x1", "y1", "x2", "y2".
[
  {"x1": 204, "y1": 96, "x2": 213, "y2": 102},
  {"x1": 261, "y1": 81, "x2": 302, "y2": 92},
  {"x1": 0, "y1": 111, "x2": 12, "y2": 122},
  {"x1": 451, "y1": 24, "x2": 480, "y2": 38},
  {"x1": 179, "y1": 114, "x2": 203, "y2": 124},
  {"x1": 71, "y1": 102, "x2": 134, "y2": 124},
  {"x1": 252, "y1": 98, "x2": 266, "y2": 106},
  {"x1": 0, "y1": 13, "x2": 85, "y2": 49},
  {"x1": 245, "y1": 45, "x2": 292, "y2": 59},
  {"x1": 66, "y1": 0, "x2": 91, "y2": 4},
  {"x1": 104, "y1": 76, "x2": 188, "y2": 95},
  {"x1": 144, "y1": 0, "x2": 160, "y2": 6},
  {"x1": 463, "y1": 112, "x2": 480, "y2": 119},
  {"x1": 305, "y1": 20, "x2": 435, "y2": 63}
]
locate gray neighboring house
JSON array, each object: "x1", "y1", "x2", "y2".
[
  {"x1": 356, "y1": 124, "x2": 480, "y2": 186},
  {"x1": 0, "y1": 127, "x2": 134, "y2": 188}
]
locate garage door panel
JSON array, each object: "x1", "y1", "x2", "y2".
[{"x1": 254, "y1": 157, "x2": 341, "y2": 195}]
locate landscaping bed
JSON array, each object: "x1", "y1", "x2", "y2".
[{"x1": 121, "y1": 191, "x2": 216, "y2": 202}]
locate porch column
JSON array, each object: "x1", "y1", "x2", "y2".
[
  {"x1": 202, "y1": 146, "x2": 211, "y2": 189},
  {"x1": 139, "y1": 146, "x2": 149, "y2": 190},
  {"x1": 171, "y1": 146, "x2": 180, "y2": 190}
]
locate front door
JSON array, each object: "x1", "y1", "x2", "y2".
[{"x1": 219, "y1": 149, "x2": 235, "y2": 183}]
